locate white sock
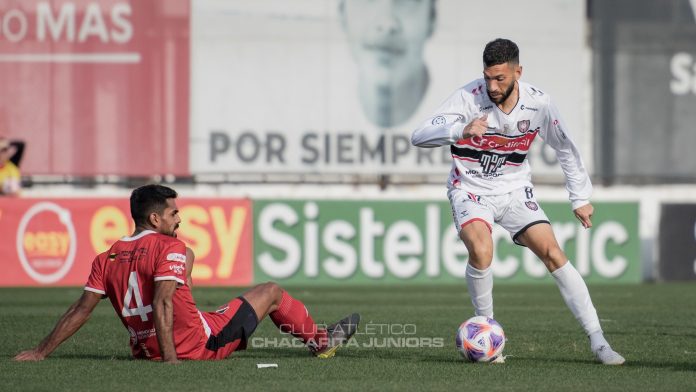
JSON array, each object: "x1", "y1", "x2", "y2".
[
  {"x1": 589, "y1": 331, "x2": 610, "y2": 352},
  {"x1": 551, "y1": 261, "x2": 603, "y2": 341},
  {"x1": 466, "y1": 263, "x2": 494, "y2": 317}
]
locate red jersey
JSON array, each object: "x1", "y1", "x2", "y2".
[{"x1": 85, "y1": 230, "x2": 209, "y2": 360}]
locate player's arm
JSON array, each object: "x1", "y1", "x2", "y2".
[
  {"x1": 152, "y1": 280, "x2": 179, "y2": 364},
  {"x1": 14, "y1": 290, "x2": 102, "y2": 361},
  {"x1": 185, "y1": 247, "x2": 195, "y2": 287},
  {"x1": 411, "y1": 90, "x2": 478, "y2": 148},
  {"x1": 573, "y1": 203, "x2": 594, "y2": 229},
  {"x1": 542, "y1": 100, "x2": 593, "y2": 226}
]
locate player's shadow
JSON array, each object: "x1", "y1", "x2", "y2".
[
  {"x1": 50, "y1": 353, "x2": 133, "y2": 361},
  {"x1": 620, "y1": 359, "x2": 696, "y2": 372},
  {"x1": 237, "y1": 348, "x2": 318, "y2": 359}
]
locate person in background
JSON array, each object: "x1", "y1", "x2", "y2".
[{"x1": 0, "y1": 136, "x2": 21, "y2": 196}]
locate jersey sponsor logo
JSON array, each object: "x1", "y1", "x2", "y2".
[
  {"x1": 479, "y1": 152, "x2": 507, "y2": 174},
  {"x1": 169, "y1": 264, "x2": 185, "y2": 275},
  {"x1": 471, "y1": 84, "x2": 484, "y2": 96},
  {"x1": 520, "y1": 105, "x2": 538, "y2": 111},
  {"x1": 166, "y1": 252, "x2": 186, "y2": 263},
  {"x1": 525, "y1": 201, "x2": 539, "y2": 211},
  {"x1": 458, "y1": 129, "x2": 538, "y2": 152},
  {"x1": 116, "y1": 248, "x2": 148, "y2": 263}
]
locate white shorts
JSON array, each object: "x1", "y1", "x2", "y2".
[{"x1": 448, "y1": 186, "x2": 550, "y2": 246}]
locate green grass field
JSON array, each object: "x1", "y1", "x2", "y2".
[{"x1": 2, "y1": 284, "x2": 695, "y2": 391}]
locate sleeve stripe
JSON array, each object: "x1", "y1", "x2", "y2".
[
  {"x1": 154, "y1": 276, "x2": 185, "y2": 285},
  {"x1": 84, "y1": 286, "x2": 106, "y2": 295}
]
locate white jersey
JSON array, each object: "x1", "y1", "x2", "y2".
[{"x1": 411, "y1": 79, "x2": 591, "y2": 210}]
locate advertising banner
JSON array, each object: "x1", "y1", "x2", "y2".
[
  {"x1": 190, "y1": 0, "x2": 589, "y2": 179},
  {"x1": 0, "y1": 198, "x2": 252, "y2": 287},
  {"x1": 0, "y1": 0, "x2": 190, "y2": 176},
  {"x1": 253, "y1": 200, "x2": 641, "y2": 284},
  {"x1": 658, "y1": 204, "x2": 696, "y2": 281}
]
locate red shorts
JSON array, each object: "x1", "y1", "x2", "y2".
[{"x1": 196, "y1": 297, "x2": 259, "y2": 360}]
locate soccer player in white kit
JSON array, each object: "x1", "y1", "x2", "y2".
[{"x1": 411, "y1": 38, "x2": 625, "y2": 365}]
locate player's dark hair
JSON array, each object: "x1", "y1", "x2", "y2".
[
  {"x1": 130, "y1": 184, "x2": 178, "y2": 227},
  {"x1": 483, "y1": 38, "x2": 519, "y2": 67}
]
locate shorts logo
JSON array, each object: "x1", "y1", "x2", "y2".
[
  {"x1": 467, "y1": 193, "x2": 482, "y2": 203},
  {"x1": 432, "y1": 116, "x2": 446, "y2": 125},
  {"x1": 216, "y1": 305, "x2": 229, "y2": 314},
  {"x1": 525, "y1": 201, "x2": 539, "y2": 211},
  {"x1": 517, "y1": 120, "x2": 530, "y2": 133}
]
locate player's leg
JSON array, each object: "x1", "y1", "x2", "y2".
[
  {"x1": 242, "y1": 282, "x2": 359, "y2": 357},
  {"x1": 516, "y1": 224, "x2": 624, "y2": 364},
  {"x1": 460, "y1": 222, "x2": 496, "y2": 317},
  {"x1": 510, "y1": 196, "x2": 625, "y2": 365},
  {"x1": 450, "y1": 189, "x2": 496, "y2": 318},
  {"x1": 242, "y1": 282, "x2": 325, "y2": 346}
]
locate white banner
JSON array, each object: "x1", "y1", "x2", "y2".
[{"x1": 190, "y1": 0, "x2": 589, "y2": 178}]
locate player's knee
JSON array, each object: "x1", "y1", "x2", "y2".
[
  {"x1": 467, "y1": 245, "x2": 493, "y2": 266},
  {"x1": 261, "y1": 281, "x2": 284, "y2": 300},
  {"x1": 540, "y1": 246, "x2": 566, "y2": 268}
]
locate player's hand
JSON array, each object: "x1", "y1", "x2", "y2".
[
  {"x1": 573, "y1": 203, "x2": 594, "y2": 229},
  {"x1": 462, "y1": 114, "x2": 488, "y2": 139},
  {"x1": 14, "y1": 350, "x2": 45, "y2": 361}
]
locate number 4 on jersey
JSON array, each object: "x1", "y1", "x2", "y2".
[{"x1": 121, "y1": 271, "x2": 153, "y2": 322}]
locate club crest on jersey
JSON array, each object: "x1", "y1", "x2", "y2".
[
  {"x1": 517, "y1": 120, "x2": 531, "y2": 134},
  {"x1": 432, "y1": 116, "x2": 446, "y2": 125},
  {"x1": 525, "y1": 201, "x2": 539, "y2": 211}
]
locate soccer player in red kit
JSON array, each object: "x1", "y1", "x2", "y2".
[{"x1": 14, "y1": 184, "x2": 359, "y2": 363}]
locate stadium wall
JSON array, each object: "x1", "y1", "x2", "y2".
[{"x1": 6, "y1": 183, "x2": 695, "y2": 286}]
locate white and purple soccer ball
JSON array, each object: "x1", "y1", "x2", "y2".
[{"x1": 456, "y1": 316, "x2": 506, "y2": 362}]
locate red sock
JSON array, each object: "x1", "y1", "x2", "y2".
[{"x1": 270, "y1": 291, "x2": 327, "y2": 350}]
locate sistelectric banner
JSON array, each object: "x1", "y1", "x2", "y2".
[
  {"x1": 0, "y1": 198, "x2": 252, "y2": 287},
  {"x1": 190, "y1": 0, "x2": 589, "y2": 179},
  {"x1": 0, "y1": 0, "x2": 190, "y2": 176},
  {"x1": 253, "y1": 200, "x2": 641, "y2": 284}
]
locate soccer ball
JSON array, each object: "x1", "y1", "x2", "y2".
[{"x1": 456, "y1": 316, "x2": 505, "y2": 362}]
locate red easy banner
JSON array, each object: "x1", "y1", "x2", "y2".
[{"x1": 0, "y1": 198, "x2": 252, "y2": 286}]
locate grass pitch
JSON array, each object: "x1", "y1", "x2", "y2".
[{"x1": 2, "y1": 284, "x2": 695, "y2": 391}]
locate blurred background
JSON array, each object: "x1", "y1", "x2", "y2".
[{"x1": 1, "y1": 0, "x2": 695, "y2": 287}]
